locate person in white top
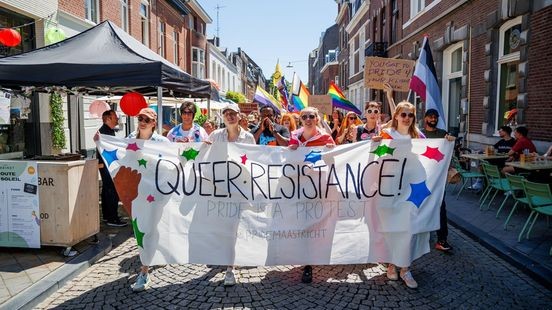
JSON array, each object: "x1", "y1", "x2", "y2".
[
  {"x1": 206, "y1": 104, "x2": 255, "y2": 286},
  {"x1": 167, "y1": 101, "x2": 209, "y2": 143}
]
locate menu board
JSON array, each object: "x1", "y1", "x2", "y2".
[{"x1": 0, "y1": 161, "x2": 40, "y2": 248}]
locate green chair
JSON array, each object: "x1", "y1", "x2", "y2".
[
  {"x1": 502, "y1": 174, "x2": 529, "y2": 229},
  {"x1": 518, "y1": 179, "x2": 552, "y2": 242},
  {"x1": 451, "y1": 157, "x2": 485, "y2": 199},
  {"x1": 479, "y1": 163, "x2": 511, "y2": 211}
]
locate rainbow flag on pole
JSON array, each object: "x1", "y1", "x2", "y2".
[
  {"x1": 254, "y1": 85, "x2": 283, "y2": 113},
  {"x1": 328, "y1": 81, "x2": 361, "y2": 114},
  {"x1": 291, "y1": 73, "x2": 309, "y2": 111}
]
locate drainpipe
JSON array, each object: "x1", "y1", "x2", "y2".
[{"x1": 466, "y1": 25, "x2": 472, "y2": 148}]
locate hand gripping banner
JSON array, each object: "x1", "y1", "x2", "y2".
[{"x1": 97, "y1": 136, "x2": 453, "y2": 267}]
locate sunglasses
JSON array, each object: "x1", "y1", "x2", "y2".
[
  {"x1": 399, "y1": 112, "x2": 415, "y2": 119},
  {"x1": 301, "y1": 114, "x2": 316, "y2": 120},
  {"x1": 181, "y1": 110, "x2": 194, "y2": 115},
  {"x1": 366, "y1": 109, "x2": 379, "y2": 114},
  {"x1": 137, "y1": 116, "x2": 152, "y2": 123},
  {"x1": 348, "y1": 116, "x2": 357, "y2": 120}
]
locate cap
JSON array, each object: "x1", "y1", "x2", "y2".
[
  {"x1": 222, "y1": 104, "x2": 240, "y2": 114},
  {"x1": 425, "y1": 108, "x2": 439, "y2": 117},
  {"x1": 137, "y1": 108, "x2": 157, "y2": 120}
]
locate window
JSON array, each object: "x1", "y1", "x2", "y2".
[
  {"x1": 0, "y1": 91, "x2": 31, "y2": 159},
  {"x1": 192, "y1": 47, "x2": 205, "y2": 78},
  {"x1": 351, "y1": 35, "x2": 361, "y2": 75},
  {"x1": 85, "y1": 0, "x2": 99, "y2": 23},
  {"x1": 442, "y1": 42, "x2": 463, "y2": 136},
  {"x1": 410, "y1": 0, "x2": 425, "y2": 18},
  {"x1": 495, "y1": 17, "x2": 522, "y2": 128},
  {"x1": 121, "y1": 0, "x2": 129, "y2": 32},
  {"x1": 391, "y1": 0, "x2": 398, "y2": 44},
  {"x1": 140, "y1": 2, "x2": 149, "y2": 47},
  {"x1": 158, "y1": 22, "x2": 165, "y2": 57},
  {"x1": 173, "y1": 31, "x2": 179, "y2": 65}
]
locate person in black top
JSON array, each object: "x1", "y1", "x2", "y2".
[
  {"x1": 421, "y1": 109, "x2": 455, "y2": 252},
  {"x1": 97, "y1": 110, "x2": 127, "y2": 227},
  {"x1": 250, "y1": 106, "x2": 290, "y2": 146},
  {"x1": 494, "y1": 126, "x2": 516, "y2": 153}
]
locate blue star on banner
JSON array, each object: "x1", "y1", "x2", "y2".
[
  {"x1": 406, "y1": 181, "x2": 431, "y2": 208},
  {"x1": 421, "y1": 146, "x2": 445, "y2": 162},
  {"x1": 304, "y1": 150, "x2": 322, "y2": 164},
  {"x1": 101, "y1": 149, "x2": 119, "y2": 167}
]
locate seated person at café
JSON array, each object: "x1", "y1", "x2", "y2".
[
  {"x1": 494, "y1": 126, "x2": 516, "y2": 153},
  {"x1": 502, "y1": 126, "x2": 536, "y2": 174}
]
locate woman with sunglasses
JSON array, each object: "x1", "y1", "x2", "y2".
[
  {"x1": 128, "y1": 108, "x2": 169, "y2": 292},
  {"x1": 288, "y1": 107, "x2": 334, "y2": 283},
  {"x1": 336, "y1": 111, "x2": 363, "y2": 144},
  {"x1": 356, "y1": 101, "x2": 382, "y2": 141}
]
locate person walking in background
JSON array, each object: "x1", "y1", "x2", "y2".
[
  {"x1": 239, "y1": 113, "x2": 250, "y2": 132},
  {"x1": 421, "y1": 109, "x2": 455, "y2": 252},
  {"x1": 329, "y1": 109, "x2": 343, "y2": 140},
  {"x1": 97, "y1": 110, "x2": 127, "y2": 227},
  {"x1": 280, "y1": 113, "x2": 297, "y2": 133},
  {"x1": 167, "y1": 101, "x2": 209, "y2": 143},
  {"x1": 202, "y1": 119, "x2": 217, "y2": 135}
]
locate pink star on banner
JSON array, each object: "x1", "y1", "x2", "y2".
[
  {"x1": 421, "y1": 146, "x2": 445, "y2": 162},
  {"x1": 240, "y1": 154, "x2": 248, "y2": 165},
  {"x1": 146, "y1": 195, "x2": 155, "y2": 203},
  {"x1": 126, "y1": 142, "x2": 140, "y2": 151}
]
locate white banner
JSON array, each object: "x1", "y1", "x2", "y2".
[{"x1": 97, "y1": 136, "x2": 453, "y2": 267}]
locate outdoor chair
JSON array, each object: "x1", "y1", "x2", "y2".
[
  {"x1": 518, "y1": 179, "x2": 552, "y2": 242},
  {"x1": 502, "y1": 173, "x2": 529, "y2": 229},
  {"x1": 479, "y1": 162, "x2": 511, "y2": 211},
  {"x1": 451, "y1": 156, "x2": 485, "y2": 200}
]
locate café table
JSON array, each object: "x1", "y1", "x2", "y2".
[
  {"x1": 505, "y1": 160, "x2": 552, "y2": 183},
  {"x1": 461, "y1": 153, "x2": 510, "y2": 161}
]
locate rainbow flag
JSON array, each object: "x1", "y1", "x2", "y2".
[
  {"x1": 253, "y1": 85, "x2": 283, "y2": 113},
  {"x1": 291, "y1": 73, "x2": 309, "y2": 111},
  {"x1": 328, "y1": 81, "x2": 361, "y2": 114}
]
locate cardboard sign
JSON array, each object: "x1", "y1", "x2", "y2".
[
  {"x1": 308, "y1": 95, "x2": 332, "y2": 115},
  {"x1": 238, "y1": 103, "x2": 258, "y2": 114},
  {"x1": 364, "y1": 57, "x2": 415, "y2": 92}
]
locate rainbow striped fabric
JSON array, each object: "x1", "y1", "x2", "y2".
[
  {"x1": 291, "y1": 73, "x2": 309, "y2": 111},
  {"x1": 327, "y1": 81, "x2": 361, "y2": 114}
]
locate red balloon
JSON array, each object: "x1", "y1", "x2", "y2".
[
  {"x1": 201, "y1": 108, "x2": 208, "y2": 115},
  {"x1": 120, "y1": 92, "x2": 147, "y2": 116},
  {"x1": 0, "y1": 28, "x2": 22, "y2": 47}
]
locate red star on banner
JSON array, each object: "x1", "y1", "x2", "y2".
[
  {"x1": 421, "y1": 146, "x2": 444, "y2": 162},
  {"x1": 146, "y1": 195, "x2": 155, "y2": 203},
  {"x1": 240, "y1": 154, "x2": 248, "y2": 165},
  {"x1": 126, "y1": 142, "x2": 140, "y2": 151}
]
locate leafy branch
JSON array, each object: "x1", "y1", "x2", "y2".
[{"x1": 49, "y1": 92, "x2": 66, "y2": 149}]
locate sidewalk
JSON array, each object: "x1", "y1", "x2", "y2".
[
  {"x1": 1, "y1": 186, "x2": 551, "y2": 309},
  {"x1": 445, "y1": 184, "x2": 552, "y2": 286}
]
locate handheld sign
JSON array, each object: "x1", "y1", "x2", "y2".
[
  {"x1": 308, "y1": 95, "x2": 332, "y2": 116},
  {"x1": 364, "y1": 57, "x2": 415, "y2": 92}
]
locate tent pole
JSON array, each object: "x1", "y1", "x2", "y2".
[
  {"x1": 157, "y1": 87, "x2": 163, "y2": 134},
  {"x1": 207, "y1": 98, "x2": 211, "y2": 118}
]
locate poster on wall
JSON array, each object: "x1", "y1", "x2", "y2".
[
  {"x1": 0, "y1": 91, "x2": 10, "y2": 125},
  {"x1": 0, "y1": 160, "x2": 41, "y2": 248}
]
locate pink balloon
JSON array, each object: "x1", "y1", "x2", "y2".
[{"x1": 89, "y1": 100, "x2": 110, "y2": 118}]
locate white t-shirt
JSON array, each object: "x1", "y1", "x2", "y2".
[
  {"x1": 167, "y1": 123, "x2": 208, "y2": 142},
  {"x1": 208, "y1": 127, "x2": 255, "y2": 144}
]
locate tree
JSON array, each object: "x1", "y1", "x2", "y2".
[{"x1": 225, "y1": 91, "x2": 247, "y2": 103}]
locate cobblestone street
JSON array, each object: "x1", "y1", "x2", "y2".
[{"x1": 36, "y1": 226, "x2": 551, "y2": 309}]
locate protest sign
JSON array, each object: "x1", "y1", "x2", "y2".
[
  {"x1": 97, "y1": 136, "x2": 452, "y2": 267},
  {"x1": 364, "y1": 57, "x2": 415, "y2": 92},
  {"x1": 308, "y1": 95, "x2": 332, "y2": 115}
]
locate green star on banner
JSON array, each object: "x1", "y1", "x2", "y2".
[
  {"x1": 181, "y1": 148, "x2": 200, "y2": 160},
  {"x1": 371, "y1": 144, "x2": 395, "y2": 157},
  {"x1": 132, "y1": 218, "x2": 145, "y2": 248},
  {"x1": 138, "y1": 158, "x2": 147, "y2": 168}
]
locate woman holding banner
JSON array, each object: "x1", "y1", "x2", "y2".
[{"x1": 288, "y1": 107, "x2": 335, "y2": 283}]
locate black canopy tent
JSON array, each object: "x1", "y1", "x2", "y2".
[{"x1": 0, "y1": 20, "x2": 214, "y2": 140}]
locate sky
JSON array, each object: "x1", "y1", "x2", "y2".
[{"x1": 199, "y1": 0, "x2": 338, "y2": 84}]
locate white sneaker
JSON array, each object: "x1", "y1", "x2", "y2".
[
  {"x1": 386, "y1": 264, "x2": 398, "y2": 281},
  {"x1": 131, "y1": 272, "x2": 151, "y2": 292},
  {"x1": 400, "y1": 270, "x2": 418, "y2": 289},
  {"x1": 224, "y1": 270, "x2": 236, "y2": 286}
]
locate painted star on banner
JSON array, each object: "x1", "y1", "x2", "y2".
[
  {"x1": 304, "y1": 150, "x2": 322, "y2": 164},
  {"x1": 132, "y1": 218, "x2": 145, "y2": 248},
  {"x1": 240, "y1": 154, "x2": 248, "y2": 165},
  {"x1": 146, "y1": 195, "x2": 155, "y2": 203},
  {"x1": 181, "y1": 148, "x2": 200, "y2": 161},
  {"x1": 406, "y1": 181, "x2": 431, "y2": 208},
  {"x1": 371, "y1": 144, "x2": 395, "y2": 157},
  {"x1": 421, "y1": 146, "x2": 445, "y2": 162},
  {"x1": 138, "y1": 158, "x2": 147, "y2": 168},
  {"x1": 101, "y1": 149, "x2": 118, "y2": 167},
  {"x1": 126, "y1": 142, "x2": 140, "y2": 151}
]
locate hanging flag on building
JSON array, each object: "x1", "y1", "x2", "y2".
[
  {"x1": 291, "y1": 73, "x2": 309, "y2": 111},
  {"x1": 277, "y1": 76, "x2": 290, "y2": 111},
  {"x1": 409, "y1": 35, "x2": 446, "y2": 130},
  {"x1": 327, "y1": 81, "x2": 361, "y2": 114},
  {"x1": 254, "y1": 85, "x2": 283, "y2": 113}
]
